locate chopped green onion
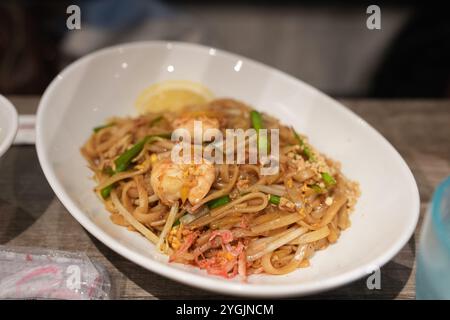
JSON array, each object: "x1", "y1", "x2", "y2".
[
  {"x1": 292, "y1": 128, "x2": 315, "y2": 161},
  {"x1": 100, "y1": 184, "x2": 113, "y2": 199},
  {"x1": 114, "y1": 139, "x2": 148, "y2": 173},
  {"x1": 303, "y1": 147, "x2": 314, "y2": 161},
  {"x1": 100, "y1": 133, "x2": 172, "y2": 199},
  {"x1": 250, "y1": 110, "x2": 270, "y2": 154},
  {"x1": 102, "y1": 166, "x2": 114, "y2": 176},
  {"x1": 114, "y1": 133, "x2": 171, "y2": 173},
  {"x1": 250, "y1": 110, "x2": 263, "y2": 131},
  {"x1": 152, "y1": 132, "x2": 172, "y2": 140},
  {"x1": 269, "y1": 194, "x2": 281, "y2": 205},
  {"x1": 309, "y1": 184, "x2": 325, "y2": 194},
  {"x1": 207, "y1": 195, "x2": 231, "y2": 209},
  {"x1": 321, "y1": 172, "x2": 336, "y2": 187},
  {"x1": 149, "y1": 115, "x2": 164, "y2": 127},
  {"x1": 173, "y1": 218, "x2": 181, "y2": 227},
  {"x1": 93, "y1": 123, "x2": 114, "y2": 133}
]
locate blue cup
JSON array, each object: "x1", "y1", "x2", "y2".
[{"x1": 416, "y1": 176, "x2": 450, "y2": 299}]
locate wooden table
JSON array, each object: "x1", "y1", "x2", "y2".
[{"x1": 1, "y1": 97, "x2": 449, "y2": 299}]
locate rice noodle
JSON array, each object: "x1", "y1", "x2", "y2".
[
  {"x1": 251, "y1": 212, "x2": 302, "y2": 234},
  {"x1": 188, "y1": 192, "x2": 268, "y2": 228},
  {"x1": 244, "y1": 184, "x2": 286, "y2": 196},
  {"x1": 82, "y1": 98, "x2": 360, "y2": 279},
  {"x1": 261, "y1": 244, "x2": 308, "y2": 275},
  {"x1": 289, "y1": 226, "x2": 330, "y2": 245},
  {"x1": 157, "y1": 202, "x2": 179, "y2": 252},
  {"x1": 180, "y1": 206, "x2": 209, "y2": 225},
  {"x1": 247, "y1": 227, "x2": 308, "y2": 262},
  {"x1": 111, "y1": 190, "x2": 160, "y2": 245},
  {"x1": 316, "y1": 194, "x2": 347, "y2": 228}
]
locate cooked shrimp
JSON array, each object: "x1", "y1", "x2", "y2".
[
  {"x1": 150, "y1": 158, "x2": 216, "y2": 206},
  {"x1": 172, "y1": 115, "x2": 219, "y2": 141}
]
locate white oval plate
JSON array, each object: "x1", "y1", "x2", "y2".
[{"x1": 36, "y1": 41, "x2": 419, "y2": 297}]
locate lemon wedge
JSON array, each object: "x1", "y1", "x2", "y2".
[{"x1": 135, "y1": 80, "x2": 214, "y2": 114}]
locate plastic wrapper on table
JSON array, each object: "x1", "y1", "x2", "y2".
[{"x1": 0, "y1": 246, "x2": 112, "y2": 300}]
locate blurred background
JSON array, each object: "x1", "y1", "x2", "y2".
[{"x1": 0, "y1": 0, "x2": 449, "y2": 98}]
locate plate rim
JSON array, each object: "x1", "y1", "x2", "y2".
[
  {"x1": 35, "y1": 40, "x2": 420, "y2": 297},
  {"x1": 0, "y1": 95, "x2": 18, "y2": 159}
]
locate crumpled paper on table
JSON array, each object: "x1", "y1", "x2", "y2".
[{"x1": 0, "y1": 246, "x2": 111, "y2": 300}]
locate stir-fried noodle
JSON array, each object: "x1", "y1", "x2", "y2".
[{"x1": 81, "y1": 98, "x2": 360, "y2": 279}]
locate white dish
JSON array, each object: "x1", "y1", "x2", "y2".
[
  {"x1": 0, "y1": 95, "x2": 18, "y2": 159},
  {"x1": 36, "y1": 41, "x2": 420, "y2": 297}
]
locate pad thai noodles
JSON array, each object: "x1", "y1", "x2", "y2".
[{"x1": 81, "y1": 98, "x2": 360, "y2": 279}]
